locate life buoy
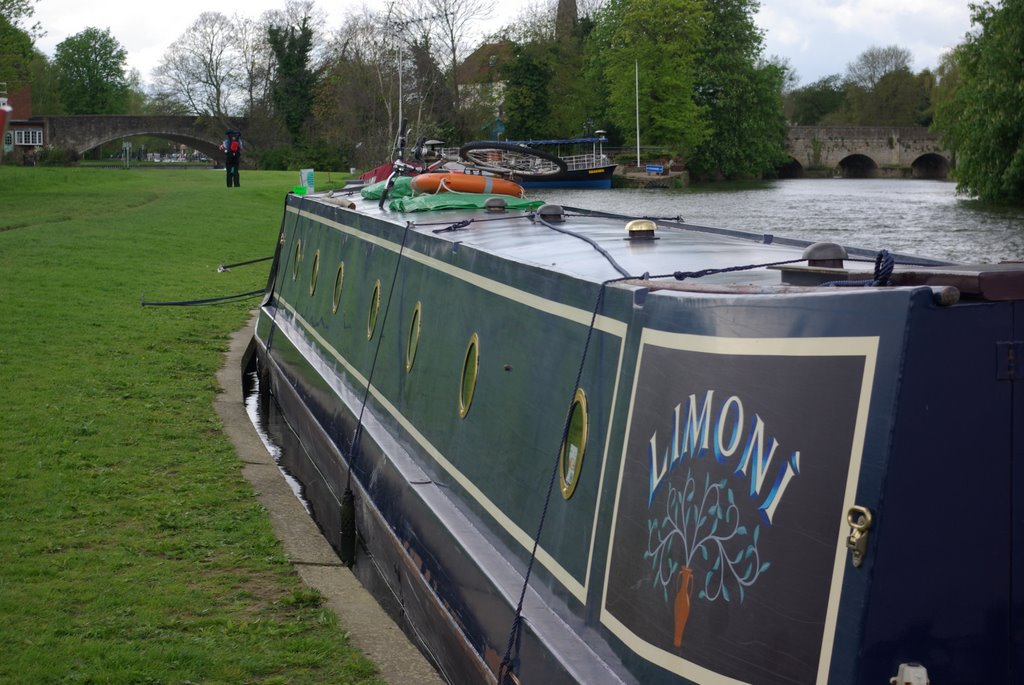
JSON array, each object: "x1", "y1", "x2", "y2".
[{"x1": 410, "y1": 173, "x2": 525, "y2": 198}]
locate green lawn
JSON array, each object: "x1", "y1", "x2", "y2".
[{"x1": 0, "y1": 166, "x2": 382, "y2": 684}]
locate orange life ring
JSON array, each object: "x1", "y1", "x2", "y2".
[{"x1": 410, "y1": 172, "x2": 525, "y2": 198}]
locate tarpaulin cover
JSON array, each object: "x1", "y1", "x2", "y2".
[
  {"x1": 387, "y1": 192, "x2": 546, "y2": 213},
  {"x1": 359, "y1": 176, "x2": 414, "y2": 200}
]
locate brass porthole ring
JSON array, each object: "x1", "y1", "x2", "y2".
[
  {"x1": 309, "y1": 249, "x2": 320, "y2": 296},
  {"x1": 559, "y1": 388, "x2": 589, "y2": 500},
  {"x1": 405, "y1": 302, "x2": 422, "y2": 373},
  {"x1": 458, "y1": 333, "x2": 480, "y2": 419},
  {"x1": 291, "y1": 239, "x2": 302, "y2": 280},
  {"x1": 366, "y1": 279, "x2": 381, "y2": 340},
  {"x1": 332, "y1": 262, "x2": 344, "y2": 313}
]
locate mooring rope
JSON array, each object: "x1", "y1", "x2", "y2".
[
  {"x1": 140, "y1": 289, "x2": 264, "y2": 307},
  {"x1": 497, "y1": 275, "x2": 631, "y2": 681},
  {"x1": 338, "y1": 219, "x2": 415, "y2": 565},
  {"x1": 217, "y1": 255, "x2": 273, "y2": 272},
  {"x1": 820, "y1": 249, "x2": 894, "y2": 287}
]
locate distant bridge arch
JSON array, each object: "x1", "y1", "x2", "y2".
[
  {"x1": 42, "y1": 115, "x2": 247, "y2": 163},
  {"x1": 784, "y1": 126, "x2": 953, "y2": 179}
]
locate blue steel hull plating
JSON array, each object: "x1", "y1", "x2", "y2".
[{"x1": 246, "y1": 191, "x2": 1023, "y2": 684}]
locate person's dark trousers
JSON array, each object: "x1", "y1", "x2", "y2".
[{"x1": 226, "y1": 164, "x2": 239, "y2": 187}]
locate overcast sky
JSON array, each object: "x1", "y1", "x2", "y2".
[{"x1": 29, "y1": 0, "x2": 975, "y2": 88}]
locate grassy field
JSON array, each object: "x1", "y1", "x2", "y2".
[{"x1": 0, "y1": 166, "x2": 383, "y2": 684}]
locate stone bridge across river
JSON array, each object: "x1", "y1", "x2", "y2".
[
  {"x1": 784, "y1": 126, "x2": 952, "y2": 179},
  {"x1": 41, "y1": 115, "x2": 247, "y2": 164},
  {"x1": 38, "y1": 117, "x2": 951, "y2": 179}
]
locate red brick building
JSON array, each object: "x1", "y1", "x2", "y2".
[{"x1": 2, "y1": 83, "x2": 45, "y2": 162}]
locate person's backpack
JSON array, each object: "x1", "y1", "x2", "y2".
[{"x1": 230, "y1": 139, "x2": 240, "y2": 154}]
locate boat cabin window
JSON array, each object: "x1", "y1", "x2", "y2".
[{"x1": 459, "y1": 334, "x2": 480, "y2": 418}]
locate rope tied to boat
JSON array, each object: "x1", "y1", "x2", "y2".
[
  {"x1": 431, "y1": 219, "x2": 472, "y2": 234},
  {"x1": 820, "y1": 249, "x2": 895, "y2": 287},
  {"x1": 338, "y1": 220, "x2": 416, "y2": 566},
  {"x1": 498, "y1": 275, "x2": 631, "y2": 682},
  {"x1": 659, "y1": 256, "x2": 807, "y2": 281}
]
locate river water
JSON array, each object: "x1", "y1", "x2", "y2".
[{"x1": 535, "y1": 178, "x2": 1024, "y2": 264}]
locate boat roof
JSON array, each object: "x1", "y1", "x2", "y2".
[{"x1": 311, "y1": 189, "x2": 953, "y2": 294}]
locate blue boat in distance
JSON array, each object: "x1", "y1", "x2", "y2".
[{"x1": 459, "y1": 135, "x2": 617, "y2": 189}]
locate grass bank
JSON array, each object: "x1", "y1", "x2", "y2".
[{"x1": 0, "y1": 166, "x2": 382, "y2": 684}]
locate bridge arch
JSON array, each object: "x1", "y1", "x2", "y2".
[
  {"x1": 838, "y1": 153, "x2": 879, "y2": 178},
  {"x1": 911, "y1": 153, "x2": 952, "y2": 180},
  {"x1": 43, "y1": 115, "x2": 245, "y2": 163}
]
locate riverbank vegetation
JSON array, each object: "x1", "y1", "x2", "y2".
[
  {"x1": 0, "y1": 166, "x2": 384, "y2": 684},
  {"x1": 2, "y1": 0, "x2": 1022, "y2": 202}
]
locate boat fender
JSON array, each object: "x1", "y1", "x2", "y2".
[
  {"x1": 339, "y1": 488, "x2": 355, "y2": 566},
  {"x1": 485, "y1": 197, "x2": 507, "y2": 213}
]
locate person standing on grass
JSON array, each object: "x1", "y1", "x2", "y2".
[{"x1": 220, "y1": 130, "x2": 243, "y2": 187}]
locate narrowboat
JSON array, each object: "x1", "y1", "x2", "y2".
[{"x1": 242, "y1": 173, "x2": 1023, "y2": 684}]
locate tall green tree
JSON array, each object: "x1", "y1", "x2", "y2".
[
  {"x1": 0, "y1": 15, "x2": 34, "y2": 87},
  {"x1": 786, "y1": 74, "x2": 844, "y2": 125},
  {"x1": 688, "y1": 0, "x2": 788, "y2": 179},
  {"x1": 588, "y1": 0, "x2": 709, "y2": 158},
  {"x1": 502, "y1": 42, "x2": 555, "y2": 138},
  {"x1": 0, "y1": 0, "x2": 42, "y2": 39},
  {"x1": 845, "y1": 45, "x2": 913, "y2": 90},
  {"x1": 53, "y1": 27, "x2": 130, "y2": 114},
  {"x1": 268, "y1": 15, "x2": 317, "y2": 145},
  {"x1": 934, "y1": 0, "x2": 1024, "y2": 204},
  {"x1": 28, "y1": 51, "x2": 64, "y2": 114}
]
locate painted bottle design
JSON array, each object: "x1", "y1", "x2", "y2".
[{"x1": 673, "y1": 566, "x2": 694, "y2": 647}]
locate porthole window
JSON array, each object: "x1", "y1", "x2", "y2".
[
  {"x1": 458, "y1": 333, "x2": 479, "y2": 418},
  {"x1": 309, "y1": 250, "x2": 320, "y2": 295},
  {"x1": 559, "y1": 388, "x2": 589, "y2": 500},
  {"x1": 291, "y1": 239, "x2": 302, "y2": 280},
  {"x1": 405, "y1": 302, "x2": 422, "y2": 373},
  {"x1": 332, "y1": 262, "x2": 345, "y2": 313},
  {"x1": 366, "y1": 279, "x2": 381, "y2": 340}
]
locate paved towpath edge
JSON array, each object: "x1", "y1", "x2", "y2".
[{"x1": 215, "y1": 312, "x2": 445, "y2": 685}]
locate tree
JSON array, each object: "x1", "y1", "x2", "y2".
[
  {"x1": 316, "y1": 10, "x2": 399, "y2": 167},
  {"x1": 786, "y1": 74, "x2": 844, "y2": 125},
  {"x1": 688, "y1": 0, "x2": 788, "y2": 179},
  {"x1": 845, "y1": 45, "x2": 913, "y2": 90},
  {"x1": 152, "y1": 12, "x2": 239, "y2": 118},
  {"x1": 268, "y1": 14, "x2": 317, "y2": 145},
  {"x1": 933, "y1": 0, "x2": 1024, "y2": 204},
  {"x1": 0, "y1": 15, "x2": 34, "y2": 87},
  {"x1": 502, "y1": 42, "x2": 555, "y2": 138},
  {"x1": 588, "y1": 0, "x2": 709, "y2": 159},
  {"x1": 28, "y1": 51, "x2": 63, "y2": 114},
  {"x1": 53, "y1": 28, "x2": 130, "y2": 114},
  {"x1": 233, "y1": 13, "x2": 275, "y2": 117},
  {"x1": 0, "y1": 0, "x2": 43, "y2": 40}
]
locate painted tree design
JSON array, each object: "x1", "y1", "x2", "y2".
[{"x1": 645, "y1": 468, "x2": 770, "y2": 604}]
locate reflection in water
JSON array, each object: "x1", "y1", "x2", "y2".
[
  {"x1": 243, "y1": 371, "x2": 312, "y2": 514},
  {"x1": 537, "y1": 179, "x2": 1024, "y2": 263}
]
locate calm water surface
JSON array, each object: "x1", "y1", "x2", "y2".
[{"x1": 536, "y1": 179, "x2": 1024, "y2": 264}]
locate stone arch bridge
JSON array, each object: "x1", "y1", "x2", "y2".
[
  {"x1": 42, "y1": 115, "x2": 247, "y2": 164},
  {"x1": 784, "y1": 126, "x2": 952, "y2": 179}
]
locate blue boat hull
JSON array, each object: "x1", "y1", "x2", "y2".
[{"x1": 517, "y1": 164, "x2": 617, "y2": 189}]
